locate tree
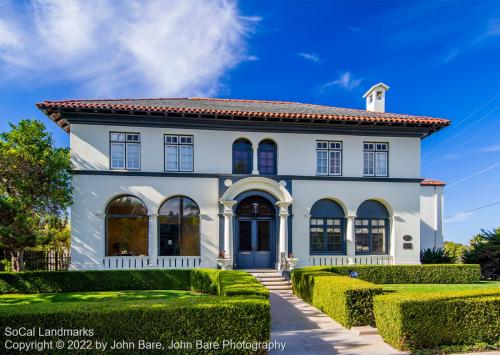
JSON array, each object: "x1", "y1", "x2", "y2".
[
  {"x1": 463, "y1": 228, "x2": 500, "y2": 279},
  {"x1": 420, "y1": 247, "x2": 453, "y2": 264},
  {"x1": 0, "y1": 120, "x2": 72, "y2": 271},
  {"x1": 443, "y1": 241, "x2": 467, "y2": 263}
]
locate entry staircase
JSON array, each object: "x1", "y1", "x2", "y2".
[{"x1": 247, "y1": 269, "x2": 292, "y2": 292}]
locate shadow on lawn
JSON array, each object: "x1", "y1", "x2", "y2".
[{"x1": 0, "y1": 290, "x2": 209, "y2": 306}]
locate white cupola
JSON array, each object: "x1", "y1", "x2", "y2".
[{"x1": 363, "y1": 82, "x2": 390, "y2": 113}]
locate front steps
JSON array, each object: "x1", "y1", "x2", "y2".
[{"x1": 247, "y1": 269, "x2": 292, "y2": 292}]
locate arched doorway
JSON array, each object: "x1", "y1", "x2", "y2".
[{"x1": 234, "y1": 194, "x2": 277, "y2": 269}]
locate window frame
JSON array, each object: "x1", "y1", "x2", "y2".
[
  {"x1": 109, "y1": 132, "x2": 141, "y2": 171},
  {"x1": 363, "y1": 142, "x2": 388, "y2": 177},
  {"x1": 309, "y1": 217, "x2": 346, "y2": 255},
  {"x1": 354, "y1": 218, "x2": 389, "y2": 255},
  {"x1": 316, "y1": 140, "x2": 343, "y2": 176},
  {"x1": 232, "y1": 139, "x2": 253, "y2": 174},
  {"x1": 164, "y1": 134, "x2": 194, "y2": 172},
  {"x1": 258, "y1": 140, "x2": 277, "y2": 175}
]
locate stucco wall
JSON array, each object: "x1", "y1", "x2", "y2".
[
  {"x1": 70, "y1": 123, "x2": 421, "y2": 178},
  {"x1": 291, "y1": 180, "x2": 421, "y2": 266},
  {"x1": 71, "y1": 174, "x2": 220, "y2": 269},
  {"x1": 420, "y1": 185, "x2": 444, "y2": 250}
]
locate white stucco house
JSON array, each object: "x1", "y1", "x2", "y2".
[{"x1": 37, "y1": 83, "x2": 449, "y2": 270}]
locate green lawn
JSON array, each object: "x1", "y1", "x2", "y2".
[
  {"x1": 0, "y1": 289, "x2": 209, "y2": 307},
  {"x1": 382, "y1": 281, "x2": 500, "y2": 293}
]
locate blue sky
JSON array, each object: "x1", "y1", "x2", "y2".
[{"x1": 0, "y1": 0, "x2": 499, "y2": 244}]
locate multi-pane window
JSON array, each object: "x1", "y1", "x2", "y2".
[
  {"x1": 232, "y1": 139, "x2": 253, "y2": 174},
  {"x1": 258, "y1": 139, "x2": 277, "y2": 175},
  {"x1": 110, "y1": 132, "x2": 140, "y2": 170},
  {"x1": 355, "y1": 219, "x2": 388, "y2": 254},
  {"x1": 363, "y1": 142, "x2": 388, "y2": 177},
  {"x1": 164, "y1": 135, "x2": 193, "y2": 172},
  {"x1": 310, "y1": 218, "x2": 344, "y2": 254},
  {"x1": 316, "y1": 141, "x2": 342, "y2": 175}
]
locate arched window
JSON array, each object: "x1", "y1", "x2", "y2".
[
  {"x1": 106, "y1": 195, "x2": 148, "y2": 256},
  {"x1": 158, "y1": 196, "x2": 200, "y2": 256},
  {"x1": 232, "y1": 138, "x2": 253, "y2": 174},
  {"x1": 310, "y1": 199, "x2": 346, "y2": 254},
  {"x1": 355, "y1": 200, "x2": 389, "y2": 255},
  {"x1": 235, "y1": 196, "x2": 276, "y2": 217},
  {"x1": 258, "y1": 139, "x2": 277, "y2": 175}
]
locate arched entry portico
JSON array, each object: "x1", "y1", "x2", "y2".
[{"x1": 219, "y1": 177, "x2": 293, "y2": 269}]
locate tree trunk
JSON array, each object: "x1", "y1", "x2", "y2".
[{"x1": 9, "y1": 250, "x2": 24, "y2": 272}]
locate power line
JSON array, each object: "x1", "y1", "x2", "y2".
[
  {"x1": 444, "y1": 200, "x2": 500, "y2": 219},
  {"x1": 423, "y1": 102, "x2": 500, "y2": 159},
  {"x1": 423, "y1": 93, "x2": 500, "y2": 152}
]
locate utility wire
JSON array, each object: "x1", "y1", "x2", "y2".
[{"x1": 444, "y1": 200, "x2": 500, "y2": 219}]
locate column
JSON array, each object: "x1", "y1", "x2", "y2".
[
  {"x1": 390, "y1": 215, "x2": 396, "y2": 264},
  {"x1": 222, "y1": 200, "x2": 237, "y2": 257},
  {"x1": 94, "y1": 212, "x2": 106, "y2": 270},
  {"x1": 148, "y1": 214, "x2": 158, "y2": 266},
  {"x1": 346, "y1": 216, "x2": 356, "y2": 265},
  {"x1": 252, "y1": 144, "x2": 259, "y2": 175},
  {"x1": 276, "y1": 202, "x2": 291, "y2": 265}
]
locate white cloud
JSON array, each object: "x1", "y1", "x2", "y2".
[
  {"x1": 321, "y1": 72, "x2": 362, "y2": 91},
  {"x1": 0, "y1": 0, "x2": 258, "y2": 97},
  {"x1": 297, "y1": 52, "x2": 321, "y2": 63},
  {"x1": 478, "y1": 144, "x2": 500, "y2": 153}
]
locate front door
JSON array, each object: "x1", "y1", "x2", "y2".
[{"x1": 236, "y1": 219, "x2": 274, "y2": 269}]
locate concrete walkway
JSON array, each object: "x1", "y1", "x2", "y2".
[{"x1": 270, "y1": 289, "x2": 407, "y2": 355}]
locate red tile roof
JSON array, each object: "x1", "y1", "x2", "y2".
[
  {"x1": 421, "y1": 179, "x2": 446, "y2": 186},
  {"x1": 36, "y1": 97, "x2": 451, "y2": 133}
]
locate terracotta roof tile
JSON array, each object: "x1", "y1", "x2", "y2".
[
  {"x1": 421, "y1": 179, "x2": 446, "y2": 186},
  {"x1": 36, "y1": 97, "x2": 451, "y2": 133}
]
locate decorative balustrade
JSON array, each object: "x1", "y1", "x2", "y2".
[
  {"x1": 102, "y1": 256, "x2": 202, "y2": 269},
  {"x1": 309, "y1": 255, "x2": 393, "y2": 267}
]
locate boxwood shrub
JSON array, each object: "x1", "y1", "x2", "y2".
[
  {"x1": 292, "y1": 264, "x2": 481, "y2": 284},
  {"x1": 0, "y1": 269, "x2": 270, "y2": 298},
  {"x1": 0, "y1": 296, "x2": 270, "y2": 354},
  {"x1": 0, "y1": 269, "x2": 191, "y2": 294},
  {"x1": 374, "y1": 289, "x2": 500, "y2": 350},
  {"x1": 292, "y1": 270, "x2": 382, "y2": 327}
]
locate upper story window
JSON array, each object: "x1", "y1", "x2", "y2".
[
  {"x1": 363, "y1": 142, "x2": 388, "y2": 177},
  {"x1": 165, "y1": 135, "x2": 194, "y2": 172},
  {"x1": 110, "y1": 132, "x2": 141, "y2": 170},
  {"x1": 232, "y1": 138, "x2": 253, "y2": 174},
  {"x1": 258, "y1": 139, "x2": 277, "y2": 175},
  {"x1": 316, "y1": 141, "x2": 342, "y2": 176}
]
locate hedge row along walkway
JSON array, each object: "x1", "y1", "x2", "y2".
[{"x1": 269, "y1": 290, "x2": 406, "y2": 354}]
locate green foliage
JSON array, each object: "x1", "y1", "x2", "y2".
[
  {"x1": 0, "y1": 120, "x2": 72, "y2": 270},
  {"x1": 374, "y1": 290, "x2": 500, "y2": 350},
  {"x1": 219, "y1": 270, "x2": 270, "y2": 297},
  {"x1": 0, "y1": 269, "x2": 270, "y2": 352},
  {"x1": 444, "y1": 241, "x2": 467, "y2": 263},
  {"x1": 0, "y1": 268, "x2": 270, "y2": 298},
  {"x1": 299, "y1": 264, "x2": 481, "y2": 284},
  {"x1": 0, "y1": 259, "x2": 12, "y2": 272},
  {"x1": 0, "y1": 295, "x2": 270, "y2": 354},
  {"x1": 292, "y1": 269, "x2": 382, "y2": 327},
  {"x1": 420, "y1": 247, "x2": 453, "y2": 264},
  {"x1": 464, "y1": 228, "x2": 500, "y2": 280}
]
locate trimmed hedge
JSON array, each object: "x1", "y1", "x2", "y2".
[
  {"x1": 0, "y1": 269, "x2": 191, "y2": 294},
  {"x1": 293, "y1": 264, "x2": 481, "y2": 284},
  {"x1": 374, "y1": 290, "x2": 500, "y2": 350},
  {"x1": 292, "y1": 269, "x2": 382, "y2": 327},
  {"x1": 0, "y1": 295, "x2": 270, "y2": 354},
  {"x1": 219, "y1": 271, "x2": 270, "y2": 298},
  {"x1": 0, "y1": 269, "x2": 270, "y2": 298}
]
